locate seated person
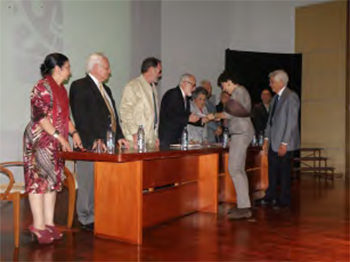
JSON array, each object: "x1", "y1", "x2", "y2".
[{"x1": 187, "y1": 87, "x2": 214, "y2": 144}]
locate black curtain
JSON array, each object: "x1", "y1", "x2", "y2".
[{"x1": 225, "y1": 49, "x2": 302, "y2": 104}]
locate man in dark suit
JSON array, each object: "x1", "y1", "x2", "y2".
[
  {"x1": 251, "y1": 89, "x2": 272, "y2": 137},
  {"x1": 70, "y1": 53, "x2": 128, "y2": 230},
  {"x1": 258, "y1": 70, "x2": 300, "y2": 209},
  {"x1": 159, "y1": 73, "x2": 201, "y2": 147}
]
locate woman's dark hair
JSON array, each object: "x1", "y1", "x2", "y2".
[
  {"x1": 217, "y1": 70, "x2": 241, "y2": 87},
  {"x1": 141, "y1": 57, "x2": 161, "y2": 73},
  {"x1": 192, "y1": 86, "x2": 208, "y2": 100},
  {"x1": 40, "y1": 53, "x2": 69, "y2": 77}
]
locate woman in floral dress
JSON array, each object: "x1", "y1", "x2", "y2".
[{"x1": 23, "y1": 53, "x2": 82, "y2": 244}]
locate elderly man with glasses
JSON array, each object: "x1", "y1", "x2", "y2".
[{"x1": 159, "y1": 73, "x2": 205, "y2": 147}]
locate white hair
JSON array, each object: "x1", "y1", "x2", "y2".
[
  {"x1": 200, "y1": 79, "x2": 211, "y2": 86},
  {"x1": 179, "y1": 73, "x2": 195, "y2": 85},
  {"x1": 86, "y1": 52, "x2": 106, "y2": 73},
  {"x1": 269, "y1": 70, "x2": 289, "y2": 85}
]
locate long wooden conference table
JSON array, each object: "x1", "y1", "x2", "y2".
[{"x1": 60, "y1": 145, "x2": 267, "y2": 245}]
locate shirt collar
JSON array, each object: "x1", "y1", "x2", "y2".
[
  {"x1": 88, "y1": 73, "x2": 100, "y2": 88},
  {"x1": 140, "y1": 74, "x2": 154, "y2": 89},
  {"x1": 179, "y1": 86, "x2": 186, "y2": 99},
  {"x1": 278, "y1": 86, "x2": 287, "y2": 97}
]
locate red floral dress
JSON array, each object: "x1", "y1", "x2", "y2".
[{"x1": 23, "y1": 76, "x2": 69, "y2": 194}]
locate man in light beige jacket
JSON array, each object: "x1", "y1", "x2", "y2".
[{"x1": 120, "y1": 57, "x2": 162, "y2": 147}]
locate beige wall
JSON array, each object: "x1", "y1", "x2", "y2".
[{"x1": 295, "y1": 1, "x2": 348, "y2": 175}]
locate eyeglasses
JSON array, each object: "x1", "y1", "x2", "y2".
[{"x1": 184, "y1": 80, "x2": 196, "y2": 87}]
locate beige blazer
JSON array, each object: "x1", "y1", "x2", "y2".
[{"x1": 120, "y1": 75, "x2": 159, "y2": 145}]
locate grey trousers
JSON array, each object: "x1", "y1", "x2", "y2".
[
  {"x1": 228, "y1": 134, "x2": 253, "y2": 208},
  {"x1": 76, "y1": 161, "x2": 94, "y2": 225}
]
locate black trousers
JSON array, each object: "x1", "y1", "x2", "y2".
[{"x1": 265, "y1": 147, "x2": 293, "y2": 206}]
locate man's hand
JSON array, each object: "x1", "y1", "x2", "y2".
[
  {"x1": 262, "y1": 139, "x2": 269, "y2": 154},
  {"x1": 215, "y1": 112, "x2": 225, "y2": 120},
  {"x1": 117, "y1": 138, "x2": 129, "y2": 149},
  {"x1": 72, "y1": 133, "x2": 83, "y2": 150},
  {"x1": 132, "y1": 134, "x2": 138, "y2": 149},
  {"x1": 278, "y1": 144, "x2": 287, "y2": 157},
  {"x1": 189, "y1": 113, "x2": 200, "y2": 123},
  {"x1": 206, "y1": 113, "x2": 215, "y2": 121},
  {"x1": 155, "y1": 138, "x2": 160, "y2": 148},
  {"x1": 215, "y1": 126, "x2": 223, "y2": 136},
  {"x1": 201, "y1": 117, "x2": 209, "y2": 124},
  {"x1": 92, "y1": 139, "x2": 106, "y2": 153}
]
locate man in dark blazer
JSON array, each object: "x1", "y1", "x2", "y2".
[
  {"x1": 258, "y1": 70, "x2": 300, "y2": 209},
  {"x1": 159, "y1": 73, "x2": 201, "y2": 147},
  {"x1": 251, "y1": 89, "x2": 272, "y2": 137},
  {"x1": 69, "y1": 53, "x2": 128, "y2": 230}
]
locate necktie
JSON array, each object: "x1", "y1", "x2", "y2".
[
  {"x1": 99, "y1": 83, "x2": 117, "y2": 133},
  {"x1": 269, "y1": 95, "x2": 279, "y2": 126},
  {"x1": 152, "y1": 88, "x2": 158, "y2": 129}
]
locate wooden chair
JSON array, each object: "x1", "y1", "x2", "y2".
[{"x1": 0, "y1": 162, "x2": 76, "y2": 248}]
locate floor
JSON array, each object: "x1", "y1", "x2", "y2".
[{"x1": 1, "y1": 177, "x2": 349, "y2": 261}]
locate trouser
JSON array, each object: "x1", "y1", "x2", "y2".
[
  {"x1": 76, "y1": 161, "x2": 94, "y2": 225},
  {"x1": 228, "y1": 134, "x2": 253, "y2": 208},
  {"x1": 265, "y1": 148, "x2": 293, "y2": 206}
]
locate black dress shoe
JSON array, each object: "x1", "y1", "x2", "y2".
[
  {"x1": 254, "y1": 198, "x2": 277, "y2": 207},
  {"x1": 272, "y1": 203, "x2": 290, "y2": 210},
  {"x1": 81, "y1": 223, "x2": 94, "y2": 231}
]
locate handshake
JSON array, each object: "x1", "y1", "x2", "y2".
[{"x1": 188, "y1": 112, "x2": 226, "y2": 124}]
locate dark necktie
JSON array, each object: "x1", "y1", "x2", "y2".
[
  {"x1": 269, "y1": 95, "x2": 279, "y2": 126},
  {"x1": 152, "y1": 90, "x2": 158, "y2": 129}
]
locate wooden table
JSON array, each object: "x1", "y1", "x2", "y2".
[{"x1": 60, "y1": 146, "x2": 222, "y2": 244}]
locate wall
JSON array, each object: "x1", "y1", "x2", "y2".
[
  {"x1": 130, "y1": 0, "x2": 161, "y2": 87},
  {"x1": 228, "y1": 0, "x2": 331, "y2": 53},
  {"x1": 295, "y1": 1, "x2": 347, "y2": 174},
  {"x1": 160, "y1": 1, "x2": 231, "y2": 100}
]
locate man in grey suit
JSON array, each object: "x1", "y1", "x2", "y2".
[
  {"x1": 260, "y1": 70, "x2": 300, "y2": 208},
  {"x1": 216, "y1": 71, "x2": 255, "y2": 219}
]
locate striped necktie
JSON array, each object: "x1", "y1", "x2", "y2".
[{"x1": 99, "y1": 83, "x2": 117, "y2": 132}]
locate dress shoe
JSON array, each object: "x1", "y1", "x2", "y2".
[
  {"x1": 227, "y1": 208, "x2": 252, "y2": 220},
  {"x1": 254, "y1": 198, "x2": 277, "y2": 207},
  {"x1": 272, "y1": 202, "x2": 290, "y2": 210},
  {"x1": 81, "y1": 223, "x2": 94, "y2": 231}
]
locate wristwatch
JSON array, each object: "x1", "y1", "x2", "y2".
[
  {"x1": 70, "y1": 130, "x2": 78, "y2": 137},
  {"x1": 53, "y1": 130, "x2": 60, "y2": 139}
]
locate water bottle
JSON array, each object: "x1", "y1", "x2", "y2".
[
  {"x1": 258, "y1": 132, "x2": 264, "y2": 147},
  {"x1": 106, "y1": 124, "x2": 115, "y2": 154},
  {"x1": 222, "y1": 127, "x2": 229, "y2": 148},
  {"x1": 181, "y1": 126, "x2": 188, "y2": 150},
  {"x1": 251, "y1": 135, "x2": 257, "y2": 146},
  {"x1": 137, "y1": 125, "x2": 145, "y2": 151}
]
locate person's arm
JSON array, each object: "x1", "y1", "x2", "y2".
[
  {"x1": 280, "y1": 93, "x2": 300, "y2": 146},
  {"x1": 68, "y1": 120, "x2": 83, "y2": 149},
  {"x1": 39, "y1": 118, "x2": 71, "y2": 152},
  {"x1": 69, "y1": 83, "x2": 99, "y2": 146},
  {"x1": 160, "y1": 92, "x2": 190, "y2": 127},
  {"x1": 119, "y1": 84, "x2": 141, "y2": 139},
  {"x1": 32, "y1": 83, "x2": 71, "y2": 152}
]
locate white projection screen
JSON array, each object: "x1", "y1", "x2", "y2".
[{"x1": 0, "y1": 0, "x2": 132, "y2": 182}]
